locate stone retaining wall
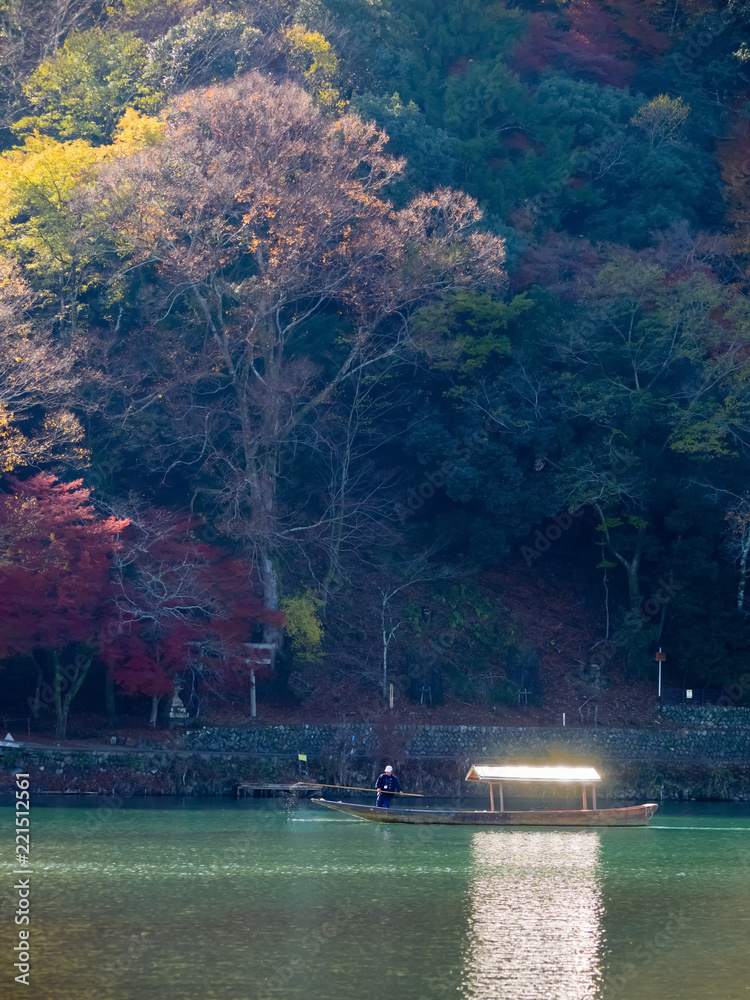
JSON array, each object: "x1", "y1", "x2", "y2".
[
  {"x1": 659, "y1": 705, "x2": 750, "y2": 729},
  {"x1": 181, "y1": 723, "x2": 379, "y2": 755},
  {"x1": 402, "y1": 723, "x2": 750, "y2": 761},
  {"x1": 178, "y1": 722, "x2": 750, "y2": 763},
  {"x1": 3, "y1": 729, "x2": 750, "y2": 799}
]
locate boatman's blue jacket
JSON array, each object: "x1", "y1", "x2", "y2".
[{"x1": 375, "y1": 772, "x2": 402, "y2": 807}]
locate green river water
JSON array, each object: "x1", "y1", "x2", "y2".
[{"x1": 1, "y1": 796, "x2": 749, "y2": 1000}]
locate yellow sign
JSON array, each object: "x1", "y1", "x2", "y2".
[{"x1": 298, "y1": 754, "x2": 307, "y2": 761}]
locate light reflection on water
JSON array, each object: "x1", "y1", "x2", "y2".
[
  {"x1": 0, "y1": 797, "x2": 749, "y2": 999},
  {"x1": 465, "y1": 831, "x2": 602, "y2": 1000}
]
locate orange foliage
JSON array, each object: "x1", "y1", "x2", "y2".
[
  {"x1": 92, "y1": 73, "x2": 506, "y2": 601},
  {"x1": 513, "y1": 0, "x2": 671, "y2": 84},
  {"x1": 102, "y1": 72, "x2": 505, "y2": 336},
  {"x1": 717, "y1": 123, "x2": 750, "y2": 263}
]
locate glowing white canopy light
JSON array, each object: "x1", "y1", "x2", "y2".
[{"x1": 466, "y1": 765, "x2": 601, "y2": 783}]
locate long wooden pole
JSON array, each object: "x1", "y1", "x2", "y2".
[{"x1": 295, "y1": 781, "x2": 424, "y2": 797}]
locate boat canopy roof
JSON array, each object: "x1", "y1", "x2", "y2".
[{"x1": 465, "y1": 765, "x2": 601, "y2": 784}]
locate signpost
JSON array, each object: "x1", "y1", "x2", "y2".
[{"x1": 655, "y1": 647, "x2": 666, "y2": 703}]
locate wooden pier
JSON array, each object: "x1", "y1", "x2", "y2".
[{"x1": 234, "y1": 782, "x2": 323, "y2": 798}]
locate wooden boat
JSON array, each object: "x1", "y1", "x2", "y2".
[
  {"x1": 312, "y1": 799, "x2": 658, "y2": 826},
  {"x1": 312, "y1": 765, "x2": 658, "y2": 827}
]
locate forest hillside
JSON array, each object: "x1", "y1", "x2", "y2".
[{"x1": 1, "y1": 0, "x2": 750, "y2": 737}]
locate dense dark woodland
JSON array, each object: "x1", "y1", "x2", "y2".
[{"x1": 1, "y1": 0, "x2": 750, "y2": 738}]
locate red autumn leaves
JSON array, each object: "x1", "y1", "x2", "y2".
[{"x1": 0, "y1": 475, "x2": 282, "y2": 716}]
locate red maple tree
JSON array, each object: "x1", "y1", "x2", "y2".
[
  {"x1": 513, "y1": 4, "x2": 634, "y2": 87},
  {"x1": 101, "y1": 504, "x2": 284, "y2": 725},
  {"x1": 0, "y1": 482, "x2": 284, "y2": 733},
  {"x1": 0, "y1": 475, "x2": 129, "y2": 738}
]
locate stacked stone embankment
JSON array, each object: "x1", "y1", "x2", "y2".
[
  {"x1": 659, "y1": 705, "x2": 750, "y2": 729},
  {"x1": 181, "y1": 723, "x2": 379, "y2": 756},
  {"x1": 401, "y1": 722, "x2": 750, "y2": 762},
  {"x1": 178, "y1": 719, "x2": 750, "y2": 764},
  {"x1": 2, "y1": 712, "x2": 750, "y2": 799}
]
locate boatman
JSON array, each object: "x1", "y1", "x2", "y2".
[{"x1": 375, "y1": 765, "x2": 402, "y2": 808}]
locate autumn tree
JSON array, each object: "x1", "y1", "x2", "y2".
[
  {"x1": 0, "y1": 258, "x2": 87, "y2": 471},
  {"x1": 0, "y1": 0, "x2": 104, "y2": 135},
  {"x1": 97, "y1": 72, "x2": 505, "y2": 632},
  {"x1": 147, "y1": 8, "x2": 262, "y2": 94},
  {"x1": 102, "y1": 499, "x2": 283, "y2": 724},
  {"x1": 718, "y1": 491, "x2": 750, "y2": 613},
  {"x1": 13, "y1": 28, "x2": 163, "y2": 145},
  {"x1": 0, "y1": 111, "x2": 163, "y2": 333},
  {"x1": 0, "y1": 475, "x2": 129, "y2": 738},
  {"x1": 630, "y1": 94, "x2": 690, "y2": 147}
]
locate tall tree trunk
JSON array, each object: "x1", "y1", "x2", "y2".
[
  {"x1": 53, "y1": 648, "x2": 93, "y2": 740},
  {"x1": 210, "y1": 302, "x2": 284, "y2": 646},
  {"x1": 624, "y1": 556, "x2": 642, "y2": 613},
  {"x1": 53, "y1": 650, "x2": 67, "y2": 739},
  {"x1": 149, "y1": 694, "x2": 160, "y2": 728},
  {"x1": 54, "y1": 704, "x2": 70, "y2": 742},
  {"x1": 105, "y1": 669, "x2": 117, "y2": 727},
  {"x1": 381, "y1": 596, "x2": 400, "y2": 698},
  {"x1": 251, "y1": 458, "x2": 283, "y2": 649},
  {"x1": 596, "y1": 506, "x2": 646, "y2": 614},
  {"x1": 738, "y1": 536, "x2": 750, "y2": 612},
  {"x1": 602, "y1": 563, "x2": 610, "y2": 641},
  {"x1": 30, "y1": 652, "x2": 44, "y2": 720},
  {"x1": 322, "y1": 371, "x2": 362, "y2": 614}
]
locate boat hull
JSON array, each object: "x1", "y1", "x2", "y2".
[{"x1": 312, "y1": 798, "x2": 658, "y2": 827}]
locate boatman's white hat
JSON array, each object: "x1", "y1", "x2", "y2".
[{"x1": 385, "y1": 765, "x2": 393, "y2": 772}]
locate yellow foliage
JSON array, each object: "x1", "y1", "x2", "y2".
[
  {"x1": 0, "y1": 402, "x2": 88, "y2": 473},
  {"x1": 115, "y1": 0, "x2": 185, "y2": 14},
  {"x1": 285, "y1": 25, "x2": 335, "y2": 68},
  {"x1": 106, "y1": 0, "x2": 191, "y2": 22},
  {"x1": 113, "y1": 108, "x2": 165, "y2": 150},
  {"x1": 0, "y1": 112, "x2": 162, "y2": 224},
  {"x1": 281, "y1": 589, "x2": 325, "y2": 662},
  {"x1": 0, "y1": 405, "x2": 29, "y2": 473},
  {"x1": 0, "y1": 111, "x2": 162, "y2": 286},
  {"x1": 0, "y1": 133, "x2": 109, "y2": 224},
  {"x1": 630, "y1": 95, "x2": 690, "y2": 146},
  {"x1": 283, "y1": 25, "x2": 347, "y2": 113}
]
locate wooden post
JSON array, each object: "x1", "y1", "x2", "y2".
[
  {"x1": 582, "y1": 786, "x2": 588, "y2": 811},
  {"x1": 592, "y1": 784, "x2": 597, "y2": 811},
  {"x1": 489, "y1": 783, "x2": 495, "y2": 811},
  {"x1": 389, "y1": 683, "x2": 394, "y2": 709},
  {"x1": 498, "y1": 782, "x2": 504, "y2": 813},
  {"x1": 250, "y1": 669, "x2": 256, "y2": 718}
]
